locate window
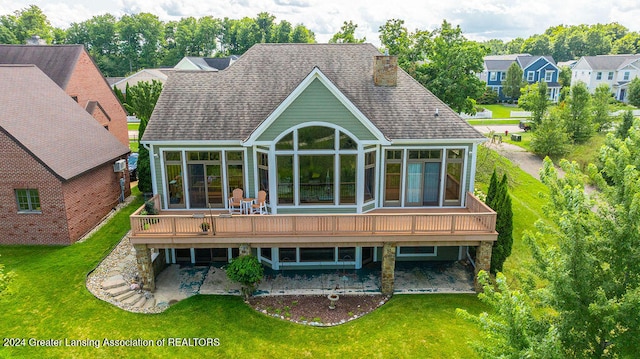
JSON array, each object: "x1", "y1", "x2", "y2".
[
  {"x1": 489, "y1": 72, "x2": 497, "y2": 81},
  {"x1": 364, "y1": 151, "x2": 375, "y2": 202},
  {"x1": 544, "y1": 70, "x2": 554, "y2": 82},
  {"x1": 527, "y1": 71, "x2": 534, "y2": 82},
  {"x1": 15, "y1": 189, "x2": 41, "y2": 213},
  {"x1": 397, "y1": 246, "x2": 437, "y2": 257},
  {"x1": 275, "y1": 126, "x2": 361, "y2": 206},
  {"x1": 165, "y1": 152, "x2": 185, "y2": 209},
  {"x1": 384, "y1": 150, "x2": 402, "y2": 205},
  {"x1": 500, "y1": 72, "x2": 506, "y2": 81},
  {"x1": 624, "y1": 72, "x2": 630, "y2": 81},
  {"x1": 596, "y1": 72, "x2": 602, "y2": 80},
  {"x1": 608, "y1": 72, "x2": 614, "y2": 80}
]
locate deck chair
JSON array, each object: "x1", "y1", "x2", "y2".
[
  {"x1": 228, "y1": 188, "x2": 243, "y2": 214},
  {"x1": 250, "y1": 190, "x2": 268, "y2": 215}
]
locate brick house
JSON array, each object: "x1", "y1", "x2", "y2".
[
  {"x1": 0, "y1": 65, "x2": 130, "y2": 245},
  {"x1": 0, "y1": 44, "x2": 129, "y2": 146}
]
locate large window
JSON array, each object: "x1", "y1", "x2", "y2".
[
  {"x1": 15, "y1": 189, "x2": 40, "y2": 213},
  {"x1": 527, "y1": 71, "x2": 535, "y2": 82},
  {"x1": 489, "y1": 72, "x2": 497, "y2": 81},
  {"x1": 275, "y1": 125, "x2": 360, "y2": 206},
  {"x1": 165, "y1": 152, "x2": 185, "y2": 209},
  {"x1": 383, "y1": 148, "x2": 465, "y2": 207},
  {"x1": 364, "y1": 151, "x2": 375, "y2": 202},
  {"x1": 544, "y1": 70, "x2": 554, "y2": 82}
]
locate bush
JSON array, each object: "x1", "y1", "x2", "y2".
[{"x1": 226, "y1": 255, "x2": 263, "y2": 300}]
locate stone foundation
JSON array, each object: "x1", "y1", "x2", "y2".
[
  {"x1": 381, "y1": 242, "x2": 397, "y2": 295},
  {"x1": 134, "y1": 244, "x2": 155, "y2": 291},
  {"x1": 474, "y1": 241, "x2": 493, "y2": 292},
  {"x1": 239, "y1": 243, "x2": 251, "y2": 257}
]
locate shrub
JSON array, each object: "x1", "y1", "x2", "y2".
[{"x1": 226, "y1": 255, "x2": 264, "y2": 300}]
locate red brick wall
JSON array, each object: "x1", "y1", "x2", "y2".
[
  {"x1": 0, "y1": 131, "x2": 70, "y2": 245},
  {"x1": 66, "y1": 51, "x2": 129, "y2": 147},
  {"x1": 62, "y1": 160, "x2": 128, "y2": 242}
]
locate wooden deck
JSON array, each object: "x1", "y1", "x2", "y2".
[{"x1": 130, "y1": 193, "x2": 497, "y2": 248}]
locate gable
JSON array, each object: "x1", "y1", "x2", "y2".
[{"x1": 254, "y1": 77, "x2": 379, "y2": 143}]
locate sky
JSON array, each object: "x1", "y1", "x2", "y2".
[{"x1": 2, "y1": 0, "x2": 640, "y2": 46}]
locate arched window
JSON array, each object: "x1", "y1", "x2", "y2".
[{"x1": 274, "y1": 125, "x2": 360, "y2": 206}]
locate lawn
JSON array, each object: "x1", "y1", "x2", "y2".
[
  {"x1": 466, "y1": 118, "x2": 520, "y2": 126},
  {"x1": 479, "y1": 104, "x2": 525, "y2": 119},
  {"x1": 0, "y1": 155, "x2": 549, "y2": 358},
  {"x1": 127, "y1": 123, "x2": 140, "y2": 131}
]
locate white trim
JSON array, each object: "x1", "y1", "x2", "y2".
[
  {"x1": 190, "y1": 248, "x2": 195, "y2": 264},
  {"x1": 148, "y1": 144, "x2": 158, "y2": 196},
  {"x1": 468, "y1": 142, "x2": 478, "y2": 192},
  {"x1": 243, "y1": 67, "x2": 390, "y2": 146},
  {"x1": 142, "y1": 140, "x2": 242, "y2": 146},
  {"x1": 391, "y1": 138, "x2": 486, "y2": 145}
]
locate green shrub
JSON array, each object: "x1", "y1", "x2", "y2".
[{"x1": 226, "y1": 255, "x2": 264, "y2": 300}]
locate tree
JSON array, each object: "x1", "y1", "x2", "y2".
[
  {"x1": 530, "y1": 109, "x2": 569, "y2": 157},
  {"x1": 114, "y1": 80, "x2": 163, "y2": 193},
  {"x1": 615, "y1": 110, "x2": 634, "y2": 139},
  {"x1": 379, "y1": 19, "x2": 412, "y2": 64},
  {"x1": 329, "y1": 21, "x2": 365, "y2": 43},
  {"x1": 612, "y1": 32, "x2": 640, "y2": 54},
  {"x1": 456, "y1": 271, "x2": 563, "y2": 358},
  {"x1": 627, "y1": 77, "x2": 640, "y2": 107},
  {"x1": 226, "y1": 255, "x2": 264, "y2": 300},
  {"x1": 486, "y1": 173, "x2": 513, "y2": 274},
  {"x1": 481, "y1": 39, "x2": 506, "y2": 55},
  {"x1": 502, "y1": 62, "x2": 524, "y2": 102},
  {"x1": 413, "y1": 20, "x2": 487, "y2": 114},
  {"x1": 519, "y1": 82, "x2": 549, "y2": 128},
  {"x1": 505, "y1": 37, "x2": 525, "y2": 54},
  {"x1": 592, "y1": 84, "x2": 613, "y2": 132},
  {"x1": 290, "y1": 24, "x2": 315, "y2": 43},
  {"x1": 521, "y1": 34, "x2": 551, "y2": 55},
  {"x1": 565, "y1": 82, "x2": 593, "y2": 144},
  {"x1": 117, "y1": 13, "x2": 165, "y2": 74},
  {"x1": 271, "y1": 20, "x2": 292, "y2": 43},
  {"x1": 1, "y1": 5, "x2": 54, "y2": 44}
]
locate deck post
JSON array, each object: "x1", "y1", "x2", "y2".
[
  {"x1": 474, "y1": 241, "x2": 493, "y2": 292},
  {"x1": 239, "y1": 243, "x2": 252, "y2": 256},
  {"x1": 133, "y1": 244, "x2": 156, "y2": 291},
  {"x1": 381, "y1": 242, "x2": 397, "y2": 295}
]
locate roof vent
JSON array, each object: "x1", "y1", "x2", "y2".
[{"x1": 435, "y1": 108, "x2": 439, "y2": 117}]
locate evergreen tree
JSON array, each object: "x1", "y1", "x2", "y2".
[
  {"x1": 485, "y1": 171, "x2": 513, "y2": 274},
  {"x1": 502, "y1": 62, "x2": 524, "y2": 102}
]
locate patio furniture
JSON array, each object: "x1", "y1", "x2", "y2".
[
  {"x1": 250, "y1": 190, "x2": 269, "y2": 215},
  {"x1": 228, "y1": 188, "x2": 243, "y2": 214}
]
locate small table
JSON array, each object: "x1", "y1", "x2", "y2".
[{"x1": 241, "y1": 198, "x2": 255, "y2": 214}]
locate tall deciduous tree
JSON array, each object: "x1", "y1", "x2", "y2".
[
  {"x1": 565, "y1": 82, "x2": 593, "y2": 144},
  {"x1": 592, "y1": 84, "x2": 613, "y2": 132},
  {"x1": 502, "y1": 62, "x2": 524, "y2": 102},
  {"x1": 530, "y1": 108, "x2": 569, "y2": 157},
  {"x1": 615, "y1": 110, "x2": 634, "y2": 139},
  {"x1": 519, "y1": 82, "x2": 549, "y2": 128},
  {"x1": 329, "y1": 21, "x2": 365, "y2": 43}
]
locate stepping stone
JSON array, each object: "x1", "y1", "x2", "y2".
[
  {"x1": 143, "y1": 298, "x2": 156, "y2": 309},
  {"x1": 133, "y1": 296, "x2": 147, "y2": 309},
  {"x1": 101, "y1": 275, "x2": 127, "y2": 290},
  {"x1": 105, "y1": 285, "x2": 130, "y2": 297},
  {"x1": 122, "y1": 293, "x2": 143, "y2": 306},
  {"x1": 114, "y1": 290, "x2": 135, "y2": 301}
]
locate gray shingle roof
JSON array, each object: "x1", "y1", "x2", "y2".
[
  {"x1": 0, "y1": 44, "x2": 84, "y2": 89},
  {"x1": 145, "y1": 43, "x2": 484, "y2": 142},
  {"x1": 485, "y1": 59, "x2": 515, "y2": 71},
  {"x1": 582, "y1": 54, "x2": 640, "y2": 70},
  {"x1": 0, "y1": 65, "x2": 129, "y2": 180}
]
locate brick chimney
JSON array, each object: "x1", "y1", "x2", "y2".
[{"x1": 373, "y1": 54, "x2": 398, "y2": 87}]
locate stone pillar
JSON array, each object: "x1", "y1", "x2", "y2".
[
  {"x1": 381, "y1": 242, "x2": 397, "y2": 295},
  {"x1": 239, "y1": 243, "x2": 252, "y2": 257},
  {"x1": 474, "y1": 241, "x2": 493, "y2": 292},
  {"x1": 133, "y1": 244, "x2": 155, "y2": 291}
]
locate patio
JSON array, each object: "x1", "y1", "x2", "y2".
[{"x1": 151, "y1": 260, "x2": 476, "y2": 307}]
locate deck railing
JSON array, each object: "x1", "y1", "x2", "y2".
[{"x1": 130, "y1": 193, "x2": 496, "y2": 239}]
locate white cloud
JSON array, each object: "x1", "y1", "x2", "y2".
[{"x1": 2, "y1": 0, "x2": 640, "y2": 46}]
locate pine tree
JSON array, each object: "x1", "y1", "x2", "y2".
[{"x1": 484, "y1": 171, "x2": 513, "y2": 274}]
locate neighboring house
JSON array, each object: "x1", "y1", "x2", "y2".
[
  {"x1": 571, "y1": 54, "x2": 640, "y2": 102},
  {"x1": 0, "y1": 44, "x2": 129, "y2": 147},
  {"x1": 0, "y1": 65, "x2": 130, "y2": 245},
  {"x1": 110, "y1": 68, "x2": 175, "y2": 93},
  {"x1": 130, "y1": 44, "x2": 497, "y2": 294},
  {"x1": 173, "y1": 55, "x2": 239, "y2": 71},
  {"x1": 480, "y1": 54, "x2": 561, "y2": 102}
]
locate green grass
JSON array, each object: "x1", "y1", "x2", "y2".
[
  {"x1": 466, "y1": 119, "x2": 520, "y2": 126},
  {"x1": 129, "y1": 140, "x2": 139, "y2": 153},
  {"x1": 480, "y1": 104, "x2": 525, "y2": 119},
  {"x1": 127, "y1": 123, "x2": 140, "y2": 131},
  {"x1": 0, "y1": 153, "x2": 550, "y2": 358}
]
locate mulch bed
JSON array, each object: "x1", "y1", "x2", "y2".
[{"x1": 248, "y1": 294, "x2": 389, "y2": 326}]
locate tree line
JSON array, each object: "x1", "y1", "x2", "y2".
[{"x1": 0, "y1": 6, "x2": 315, "y2": 76}]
